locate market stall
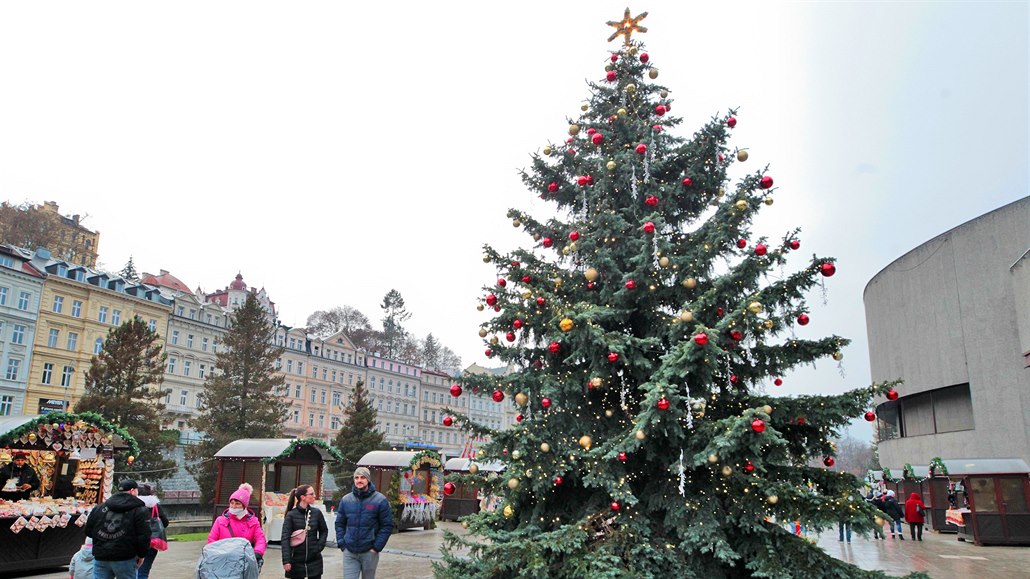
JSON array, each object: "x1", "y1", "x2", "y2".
[
  {"x1": 440, "y1": 458, "x2": 504, "y2": 521},
  {"x1": 357, "y1": 450, "x2": 443, "y2": 531},
  {"x1": 0, "y1": 412, "x2": 139, "y2": 574},
  {"x1": 213, "y1": 438, "x2": 340, "y2": 543}
]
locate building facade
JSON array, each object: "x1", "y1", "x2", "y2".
[
  {"x1": 420, "y1": 368, "x2": 462, "y2": 457},
  {"x1": 0, "y1": 246, "x2": 45, "y2": 415},
  {"x1": 865, "y1": 197, "x2": 1030, "y2": 468},
  {"x1": 366, "y1": 354, "x2": 422, "y2": 448},
  {"x1": 39, "y1": 201, "x2": 100, "y2": 267}
]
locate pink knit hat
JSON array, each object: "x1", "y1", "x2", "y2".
[{"x1": 229, "y1": 483, "x2": 253, "y2": 506}]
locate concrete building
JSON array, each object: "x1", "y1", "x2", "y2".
[
  {"x1": 864, "y1": 197, "x2": 1030, "y2": 468},
  {"x1": 0, "y1": 246, "x2": 45, "y2": 415}
]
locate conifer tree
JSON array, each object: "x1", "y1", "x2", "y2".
[
  {"x1": 75, "y1": 317, "x2": 175, "y2": 477},
  {"x1": 438, "y1": 12, "x2": 910, "y2": 579},
  {"x1": 380, "y1": 289, "x2": 411, "y2": 358},
  {"x1": 119, "y1": 256, "x2": 139, "y2": 282},
  {"x1": 329, "y1": 379, "x2": 387, "y2": 497},
  {"x1": 189, "y1": 293, "x2": 289, "y2": 505}
]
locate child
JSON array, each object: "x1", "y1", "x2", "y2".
[{"x1": 68, "y1": 537, "x2": 94, "y2": 579}]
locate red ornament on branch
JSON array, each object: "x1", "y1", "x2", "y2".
[
  {"x1": 516, "y1": 414, "x2": 524, "y2": 423},
  {"x1": 789, "y1": 239, "x2": 800, "y2": 250},
  {"x1": 730, "y1": 330, "x2": 743, "y2": 341},
  {"x1": 657, "y1": 398, "x2": 670, "y2": 411},
  {"x1": 819, "y1": 263, "x2": 837, "y2": 277},
  {"x1": 886, "y1": 389, "x2": 899, "y2": 401},
  {"x1": 492, "y1": 390, "x2": 505, "y2": 403},
  {"x1": 497, "y1": 278, "x2": 506, "y2": 287},
  {"x1": 610, "y1": 502, "x2": 621, "y2": 512},
  {"x1": 569, "y1": 231, "x2": 580, "y2": 241},
  {"x1": 682, "y1": 177, "x2": 693, "y2": 187},
  {"x1": 635, "y1": 143, "x2": 647, "y2": 155},
  {"x1": 643, "y1": 221, "x2": 655, "y2": 233},
  {"x1": 610, "y1": 54, "x2": 618, "y2": 62},
  {"x1": 744, "y1": 461, "x2": 755, "y2": 473},
  {"x1": 774, "y1": 378, "x2": 783, "y2": 386},
  {"x1": 754, "y1": 244, "x2": 767, "y2": 256},
  {"x1": 547, "y1": 182, "x2": 558, "y2": 193},
  {"x1": 554, "y1": 476, "x2": 563, "y2": 486},
  {"x1": 536, "y1": 297, "x2": 546, "y2": 306},
  {"x1": 797, "y1": 314, "x2": 810, "y2": 326},
  {"x1": 541, "y1": 397, "x2": 552, "y2": 409},
  {"x1": 655, "y1": 105, "x2": 667, "y2": 116},
  {"x1": 625, "y1": 280, "x2": 637, "y2": 289},
  {"x1": 505, "y1": 332, "x2": 516, "y2": 342},
  {"x1": 607, "y1": 352, "x2": 619, "y2": 363},
  {"x1": 760, "y1": 175, "x2": 774, "y2": 189},
  {"x1": 521, "y1": 275, "x2": 532, "y2": 284},
  {"x1": 727, "y1": 116, "x2": 737, "y2": 128},
  {"x1": 737, "y1": 239, "x2": 747, "y2": 249},
  {"x1": 591, "y1": 133, "x2": 604, "y2": 145},
  {"x1": 542, "y1": 237, "x2": 554, "y2": 248},
  {"x1": 513, "y1": 319, "x2": 523, "y2": 329},
  {"x1": 796, "y1": 417, "x2": 807, "y2": 425},
  {"x1": 617, "y1": 452, "x2": 628, "y2": 462},
  {"x1": 443, "y1": 482, "x2": 456, "y2": 496},
  {"x1": 548, "y1": 341, "x2": 561, "y2": 354},
  {"x1": 823, "y1": 457, "x2": 836, "y2": 467},
  {"x1": 606, "y1": 70, "x2": 617, "y2": 82},
  {"x1": 693, "y1": 333, "x2": 709, "y2": 346},
  {"x1": 864, "y1": 411, "x2": 877, "y2": 422},
  {"x1": 442, "y1": 416, "x2": 453, "y2": 427},
  {"x1": 450, "y1": 384, "x2": 463, "y2": 397},
  {"x1": 729, "y1": 375, "x2": 739, "y2": 385},
  {"x1": 484, "y1": 348, "x2": 493, "y2": 356},
  {"x1": 751, "y1": 419, "x2": 766, "y2": 433},
  {"x1": 644, "y1": 195, "x2": 659, "y2": 206},
  {"x1": 639, "y1": 52, "x2": 649, "y2": 63},
  {"x1": 486, "y1": 294, "x2": 497, "y2": 306}
]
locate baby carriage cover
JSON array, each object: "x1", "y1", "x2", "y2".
[{"x1": 196, "y1": 537, "x2": 260, "y2": 579}]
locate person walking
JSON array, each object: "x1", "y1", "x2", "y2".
[
  {"x1": 83, "y1": 479, "x2": 150, "y2": 579},
  {"x1": 905, "y1": 492, "x2": 927, "y2": 541},
  {"x1": 870, "y1": 492, "x2": 887, "y2": 540},
  {"x1": 883, "y1": 490, "x2": 905, "y2": 540},
  {"x1": 281, "y1": 484, "x2": 328, "y2": 579},
  {"x1": 207, "y1": 483, "x2": 267, "y2": 570},
  {"x1": 136, "y1": 483, "x2": 168, "y2": 579},
  {"x1": 0, "y1": 452, "x2": 41, "y2": 501},
  {"x1": 69, "y1": 537, "x2": 95, "y2": 579},
  {"x1": 335, "y1": 467, "x2": 393, "y2": 579}
]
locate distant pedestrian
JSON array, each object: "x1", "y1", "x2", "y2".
[
  {"x1": 136, "y1": 483, "x2": 168, "y2": 579},
  {"x1": 84, "y1": 479, "x2": 151, "y2": 579},
  {"x1": 207, "y1": 483, "x2": 267, "y2": 570},
  {"x1": 281, "y1": 484, "x2": 328, "y2": 579},
  {"x1": 68, "y1": 537, "x2": 95, "y2": 579},
  {"x1": 335, "y1": 467, "x2": 393, "y2": 579},
  {"x1": 837, "y1": 519, "x2": 852, "y2": 542},
  {"x1": 905, "y1": 492, "x2": 926, "y2": 541},
  {"x1": 870, "y1": 492, "x2": 887, "y2": 540},
  {"x1": 883, "y1": 490, "x2": 905, "y2": 540}
]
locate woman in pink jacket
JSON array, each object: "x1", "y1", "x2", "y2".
[{"x1": 207, "y1": 483, "x2": 268, "y2": 568}]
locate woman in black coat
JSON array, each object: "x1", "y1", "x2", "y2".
[{"x1": 280, "y1": 484, "x2": 328, "y2": 579}]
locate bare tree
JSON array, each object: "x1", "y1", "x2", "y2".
[{"x1": 306, "y1": 306, "x2": 372, "y2": 338}]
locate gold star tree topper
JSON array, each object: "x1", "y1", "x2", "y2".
[{"x1": 607, "y1": 8, "x2": 648, "y2": 45}]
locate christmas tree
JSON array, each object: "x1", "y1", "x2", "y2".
[{"x1": 437, "y1": 10, "x2": 912, "y2": 579}]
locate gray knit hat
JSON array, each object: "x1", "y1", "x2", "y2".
[{"x1": 353, "y1": 467, "x2": 371, "y2": 479}]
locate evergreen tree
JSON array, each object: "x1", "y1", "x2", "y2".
[
  {"x1": 189, "y1": 293, "x2": 289, "y2": 505},
  {"x1": 119, "y1": 256, "x2": 139, "y2": 282},
  {"x1": 380, "y1": 289, "x2": 411, "y2": 358},
  {"x1": 438, "y1": 14, "x2": 908, "y2": 579},
  {"x1": 75, "y1": 317, "x2": 175, "y2": 477},
  {"x1": 422, "y1": 333, "x2": 442, "y2": 370},
  {"x1": 328, "y1": 379, "x2": 387, "y2": 498}
]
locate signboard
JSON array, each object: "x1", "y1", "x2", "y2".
[{"x1": 38, "y1": 398, "x2": 68, "y2": 414}]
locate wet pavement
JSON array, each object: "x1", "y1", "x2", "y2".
[{"x1": 7, "y1": 523, "x2": 1027, "y2": 578}]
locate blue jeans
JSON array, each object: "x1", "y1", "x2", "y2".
[
  {"x1": 136, "y1": 548, "x2": 158, "y2": 578},
  {"x1": 838, "y1": 521, "x2": 852, "y2": 542},
  {"x1": 343, "y1": 549, "x2": 380, "y2": 579},
  {"x1": 93, "y1": 558, "x2": 138, "y2": 579}
]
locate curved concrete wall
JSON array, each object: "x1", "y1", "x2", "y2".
[{"x1": 864, "y1": 197, "x2": 1030, "y2": 467}]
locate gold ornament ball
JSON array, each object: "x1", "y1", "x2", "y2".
[
  {"x1": 682, "y1": 277, "x2": 698, "y2": 289},
  {"x1": 703, "y1": 244, "x2": 711, "y2": 252},
  {"x1": 469, "y1": 463, "x2": 479, "y2": 474},
  {"x1": 659, "y1": 256, "x2": 670, "y2": 268},
  {"x1": 569, "y1": 124, "x2": 581, "y2": 136},
  {"x1": 660, "y1": 90, "x2": 669, "y2": 98},
  {"x1": 561, "y1": 246, "x2": 571, "y2": 256},
  {"x1": 748, "y1": 301, "x2": 763, "y2": 314},
  {"x1": 707, "y1": 453, "x2": 719, "y2": 463},
  {"x1": 581, "y1": 104, "x2": 589, "y2": 112},
  {"x1": 490, "y1": 336, "x2": 499, "y2": 345},
  {"x1": 511, "y1": 450, "x2": 521, "y2": 460},
  {"x1": 533, "y1": 233, "x2": 541, "y2": 241},
  {"x1": 543, "y1": 146, "x2": 552, "y2": 155},
  {"x1": 503, "y1": 504, "x2": 514, "y2": 518},
  {"x1": 874, "y1": 516, "x2": 884, "y2": 526},
  {"x1": 482, "y1": 255, "x2": 491, "y2": 263},
  {"x1": 763, "y1": 319, "x2": 775, "y2": 329},
  {"x1": 680, "y1": 310, "x2": 694, "y2": 322},
  {"x1": 591, "y1": 377, "x2": 604, "y2": 388},
  {"x1": 764, "y1": 196, "x2": 774, "y2": 206},
  {"x1": 626, "y1": 83, "x2": 636, "y2": 94},
  {"x1": 635, "y1": 429, "x2": 646, "y2": 441},
  {"x1": 735, "y1": 200, "x2": 749, "y2": 211},
  {"x1": 585, "y1": 267, "x2": 600, "y2": 282},
  {"x1": 521, "y1": 291, "x2": 532, "y2": 299},
  {"x1": 628, "y1": 46, "x2": 638, "y2": 56},
  {"x1": 768, "y1": 495, "x2": 779, "y2": 505},
  {"x1": 604, "y1": 64, "x2": 613, "y2": 72},
  {"x1": 607, "y1": 160, "x2": 617, "y2": 171},
  {"x1": 832, "y1": 351, "x2": 844, "y2": 361},
  {"x1": 515, "y1": 392, "x2": 528, "y2": 406},
  {"x1": 605, "y1": 409, "x2": 614, "y2": 417},
  {"x1": 649, "y1": 69, "x2": 659, "y2": 79},
  {"x1": 721, "y1": 465, "x2": 733, "y2": 477},
  {"x1": 617, "y1": 108, "x2": 627, "y2": 116},
  {"x1": 508, "y1": 478, "x2": 520, "y2": 490},
  {"x1": 476, "y1": 304, "x2": 484, "y2": 312},
  {"x1": 762, "y1": 405, "x2": 773, "y2": 415},
  {"x1": 540, "y1": 442, "x2": 551, "y2": 453},
  {"x1": 579, "y1": 435, "x2": 592, "y2": 450},
  {"x1": 737, "y1": 150, "x2": 749, "y2": 162},
  {"x1": 559, "y1": 318, "x2": 574, "y2": 332},
  {"x1": 478, "y1": 329, "x2": 488, "y2": 338},
  {"x1": 717, "y1": 188, "x2": 726, "y2": 198},
  {"x1": 553, "y1": 277, "x2": 563, "y2": 287}
]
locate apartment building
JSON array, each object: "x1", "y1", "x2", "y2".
[
  {"x1": 365, "y1": 354, "x2": 422, "y2": 448},
  {"x1": 0, "y1": 246, "x2": 45, "y2": 415},
  {"x1": 420, "y1": 368, "x2": 463, "y2": 457}
]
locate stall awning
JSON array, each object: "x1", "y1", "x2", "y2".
[
  {"x1": 882, "y1": 458, "x2": 1030, "y2": 477},
  {"x1": 358, "y1": 450, "x2": 419, "y2": 468},
  {"x1": 214, "y1": 438, "x2": 339, "y2": 462},
  {"x1": 0, "y1": 412, "x2": 139, "y2": 455},
  {"x1": 444, "y1": 458, "x2": 505, "y2": 472}
]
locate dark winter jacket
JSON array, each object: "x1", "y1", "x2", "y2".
[
  {"x1": 84, "y1": 492, "x2": 150, "y2": 561},
  {"x1": 280, "y1": 505, "x2": 328, "y2": 577},
  {"x1": 905, "y1": 492, "x2": 926, "y2": 524},
  {"x1": 883, "y1": 495, "x2": 904, "y2": 520},
  {"x1": 0, "y1": 461, "x2": 41, "y2": 500},
  {"x1": 335, "y1": 482, "x2": 393, "y2": 554}
]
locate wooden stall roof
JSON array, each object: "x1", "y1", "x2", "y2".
[
  {"x1": 358, "y1": 450, "x2": 421, "y2": 468},
  {"x1": 880, "y1": 458, "x2": 1030, "y2": 478},
  {"x1": 0, "y1": 414, "x2": 135, "y2": 451},
  {"x1": 214, "y1": 438, "x2": 336, "y2": 461},
  {"x1": 444, "y1": 458, "x2": 505, "y2": 472}
]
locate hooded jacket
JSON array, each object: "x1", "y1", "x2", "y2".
[
  {"x1": 905, "y1": 492, "x2": 926, "y2": 524},
  {"x1": 883, "y1": 492, "x2": 904, "y2": 520},
  {"x1": 69, "y1": 544, "x2": 94, "y2": 579},
  {"x1": 334, "y1": 481, "x2": 393, "y2": 554},
  {"x1": 208, "y1": 507, "x2": 267, "y2": 555},
  {"x1": 281, "y1": 504, "x2": 328, "y2": 576},
  {"x1": 84, "y1": 492, "x2": 150, "y2": 561}
]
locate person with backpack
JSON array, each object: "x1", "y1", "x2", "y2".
[
  {"x1": 281, "y1": 484, "x2": 328, "y2": 579},
  {"x1": 136, "y1": 483, "x2": 169, "y2": 579},
  {"x1": 905, "y1": 492, "x2": 927, "y2": 541},
  {"x1": 335, "y1": 467, "x2": 393, "y2": 579},
  {"x1": 207, "y1": 483, "x2": 267, "y2": 570},
  {"x1": 84, "y1": 479, "x2": 150, "y2": 579}
]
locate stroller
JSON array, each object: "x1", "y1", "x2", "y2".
[{"x1": 196, "y1": 537, "x2": 261, "y2": 579}]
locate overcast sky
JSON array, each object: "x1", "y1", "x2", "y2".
[{"x1": 1, "y1": 2, "x2": 1026, "y2": 441}]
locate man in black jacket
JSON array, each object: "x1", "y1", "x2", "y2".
[
  {"x1": 84, "y1": 479, "x2": 151, "y2": 579},
  {"x1": 0, "y1": 452, "x2": 41, "y2": 501}
]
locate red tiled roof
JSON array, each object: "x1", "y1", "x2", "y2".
[{"x1": 141, "y1": 271, "x2": 191, "y2": 293}]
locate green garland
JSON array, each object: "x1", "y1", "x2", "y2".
[
  {"x1": 408, "y1": 449, "x2": 443, "y2": 470},
  {"x1": 903, "y1": 463, "x2": 916, "y2": 479},
  {"x1": 879, "y1": 457, "x2": 950, "y2": 484},
  {"x1": 261, "y1": 437, "x2": 344, "y2": 464},
  {"x1": 0, "y1": 411, "x2": 141, "y2": 458},
  {"x1": 928, "y1": 456, "x2": 949, "y2": 476}
]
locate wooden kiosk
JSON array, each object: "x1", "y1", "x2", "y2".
[
  {"x1": 213, "y1": 438, "x2": 340, "y2": 543},
  {"x1": 441, "y1": 458, "x2": 504, "y2": 521},
  {"x1": 356, "y1": 450, "x2": 443, "y2": 531},
  {"x1": 0, "y1": 412, "x2": 139, "y2": 575}
]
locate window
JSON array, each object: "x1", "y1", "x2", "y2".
[
  {"x1": 61, "y1": 366, "x2": 74, "y2": 387},
  {"x1": 0, "y1": 287, "x2": 6, "y2": 305},
  {"x1": 187, "y1": 334, "x2": 194, "y2": 348},
  {"x1": 0, "y1": 395, "x2": 13, "y2": 416},
  {"x1": 171, "y1": 330, "x2": 179, "y2": 345},
  {"x1": 67, "y1": 332, "x2": 78, "y2": 351},
  {"x1": 98, "y1": 306, "x2": 108, "y2": 323},
  {"x1": 320, "y1": 390, "x2": 326, "y2": 404},
  {"x1": 52, "y1": 295, "x2": 64, "y2": 313},
  {"x1": 387, "y1": 401, "x2": 393, "y2": 413},
  {"x1": 332, "y1": 392, "x2": 341, "y2": 407},
  {"x1": 11, "y1": 325, "x2": 25, "y2": 345},
  {"x1": 297, "y1": 362, "x2": 304, "y2": 375},
  {"x1": 189, "y1": 309, "x2": 196, "y2": 320},
  {"x1": 308, "y1": 413, "x2": 315, "y2": 427},
  {"x1": 199, "y1": 364, "x2": 206, "y2": 379},
  {"x1": 286, "y1": 360, "x2": 293, "y2": 372},
  {"x1": 72, "y1": 300, "x2": 82, "y2": 317},
  {"x1": 293, "y1": 410, "x2": 300, "y2": 423},
  {"x1": 167, "y1": 357, "x2": 176, "y2": 374},
  {"x1": 310, "y1": 388, "x2": 316, "y2": 403},
  {"x1": 176, "y1": 306, "x2": 184, "y2": 316},
  {"x1": 148, "y1": 319, "x2": 157, "y2": 332},
  {"x1": 41, "y1": 363, "x2": 53, "y2": 384},
  {"x1": 202, "y1": 337, "x2": 209, "y2": 351},
  {"x1": 331, "y1": 416, "x2": 340, "y2": 430},
  {"x1": 17, "y1": 291, "x2": 30, "y2": 310},
  {"x1": 111, "y1": 309, "x2": 121, "y2": 325},
  {"x1": 47, "y1": 329, "x2": 59, "y2": 348},
  {"x1": 295, "y1": 384, "x2": 301, "y2": 398},
  {"x1": 322, "y1": 368, "x2": 328, "y2": 380},
  {"x1": 876, "y1": 383, "x2": 975, "y2": 440},
  {"x1": 183, "y1": 360, "x2": 191, "y2": 377},
  {"x1": 318, "y1": 415, "x2": 325, "y2": 428},
  {"x1": 5, "y1": 359, "x2": 20, "y2": 380},
  {"x1": 331, "y1": 370, "x2": 337, "y2": 382},
  {"x1": 94, "y1": 338, "x2": 104, "y2": 354}
]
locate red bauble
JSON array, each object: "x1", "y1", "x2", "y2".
[
  {"x1": 744, "y1": 461, "x2": 755, "y2": 473},
  {"x1": 554, "y1": 476, "x2": 563, "y2": 486},
  {"x1": 730, "y1": 330, "x2": 743, "y2": 341},
  {"x1": 694, "y1": 333, "x2": 709, "y2": 346},
  {"x1": 796, "y1": 417, "x2": 807, "y2": 425},
  {"x1": 655, "y1": 105, "x2": 667, "y2": 116},
  {"x1": 751, "y1": 419, "x2": 766, "y2": 433},
  {"x1": 585, "y1": 175, "x2": 594, "y2": 185},
  {"x1": 797, "y1": 314, "x2": 810, "y2": 326},
  {"x1": 789, "y1": 239, "x2": 800, "y2": 250},
  {"x1": 442, "y1": 416, "x2": 453, "y2": 426},
  {"x1": 548, "y1": 341, "x2": 561, "y2": 354},
  {"x1": 493, "y1": 306, "x2": 500, "y2": 312},
  {"x1": 618, "y1": 452, "x2": 628, "y2": 462},
  {"x1": 823, "y1": 456, "x2": 836, "y2": 467},
  {"x1": 716, "y1": 307, "x2": 724, "y2": 317},
  {"x1": 610, "y1": 502, "x2": 621, "y2": 511},
  {"x1": 639, "y1": 52, "x2": 649, "y2": 63},
  {"x1": 591, "y1": 133, "x2": 604, "y2": 145},
  {"x1": 450, "y1": 384, "x2": 463, "y2": 397},
  {"x1": 610, "y1": 54, "x2": 618, "y2": 62},
  {"x1": 682, "y1": 177, "x2": 693, "y2": 187},
  {"x1": 643, "y1": 221, "x2": 655, "y2": 233},
  {"x1": 625, "y1": 280, "x2": 636, "y2": 290},
  {"x1": 754, "y1": 244, "x2": 767, "y2": 256},
  {"x1": 760, "y1": 175, "x2": 774, "y2": 189},
  {"x1": 653, "y1": 124, "x2": 663, "y2": 132},
  {"x1": 536, "y1": 297, "x2": 546, "y2": 306},
  {"x1": 516, "y1": 414, "x2": 524, "y2": 422},
  {"x1": 505, "y1": 332, "x2": 516, "y2": 342},
  {"x1": 819, "y1": 263, "x2": 836, "y2": 277},
  {"x1": 865, "y1": 411, "x2": 877, "y2": 422},
  {"x1": 547, "y1": 182, "x2": 558, "y2": 193},
  {"x1": 729, "y1": 375, "x2": 739, "y2": 384},
  {"x1": 727, "y1": 116, "x2": 737, "y2": 128},
  {"x1": 497, "y1": 278, "x2": 506, "y2": 287},
  {"x1": 511, "y1": 260, "x2": 521, "y2": 268},
  {"x1": 542, "y1": 237, "x2": 553, "y2": 248},
  {"x1": 485, "y1": 348, "x2": 493, "y2": 356},
  {"x1": 513, "y1": 319, "x2": 523, "y2": 329},
  {"x1": 635, "y1": 143, "x2": 647, "y2": 155},
  {"x1": 443, "y1": 482, "x2": 456, "y2": 496},
  {"x1": 569, "y1": 231, "x2": 580, "y2": 241},
  {"x1": 577, "y1": 176, "x2": 590, "y2": 186},
  {"x1": 587, "y1": 282, "x2": 597, "y2": 290},
  {"x1": 486, "y1": 294, "x2": 497, "y2": 306},
  {"x1": 737, "y1": 239, "x2": 747, "y2": 248},
  {"x1": 886, "y1": 389, "x2": 899, "y2": 401},
  {"x1": 587, "y1": 127, "x2": 596, "y2": 135},
  {"x1": 606, "y1": 70, "x2": 617, "y2": 82},
  {"x1": 492, "y1": 390, "x2": 505, "y2": 403},
  {"x1": 657, "y1": 398, "x2": 670, "y2": 411},
  {"x1": 774, "y1": 378, "x2": 783, "y2": 386},
  {"x1": 644, "y1": 195, "x2": 659, "y2": 206},
  {"x1": 607, "y1": 352, "x2": 619, "y2": 363},
  {"x1": 567, "y1": 148, "x2": 575, "y2": 155},
  {"x1": 541, "y1": 397, "x2": 552, "y2": 409}
]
